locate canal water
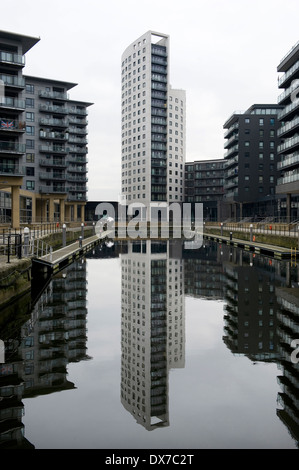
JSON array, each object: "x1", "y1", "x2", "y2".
[{"x1": 0, "y1": 239, "x2": 298, "y2": 450}]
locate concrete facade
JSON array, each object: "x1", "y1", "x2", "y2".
[{"x1": 121, "y1": 31, "x2": 186, "y2": 220}]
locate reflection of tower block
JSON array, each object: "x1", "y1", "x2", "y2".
[{"x1": 121, "y1": 240, "x2": 185, "y2": 430}]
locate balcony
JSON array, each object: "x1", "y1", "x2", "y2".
[
  {"x1": 66, "y1": 175, "x2": 88, "y2": 182},
  {"x1": 278, "y1": 99, "x2": 299, "y2": 121},
  {"x1": 68, "y1": 136, "x2": 88, "y2": 145},
  {"x1": 68, "y1": 108, "x2": 87, "y2": 116},
  {"x1": 40, "y1": 145, "x2": 67, "y2": 154},
  {"x1": 277, "y1": 152, "x2": 299, "y2": 170},
  {"x1": 278, "y1": 59, "x2": 299, "y2": 88},
  {"x1": 40, "y1": 158, "x2": 67, "y2": 168},
  {"x1": 39, "y1": 185, "x2": 66, "y2": 194},
  {"x1": 278, "y1": 134, "x2": 299, "y2": 153},
  {"x1": 0, "y1": 51, "x2": 25, "y2": 67},
  {"x1": 40, "y1": 118, "x2": 69, "y2": 128},
  {"x1": 224, "y1": 133, "x2": 239, "y2": 149},
  {"x1": 39, "y1": 171, "x2": 66, "y2": 181},
  {"x1": 0, "y1": 97, "x2": 25, "y2": 111},
  {"x1": 224, "y1": 144, "x2": 239, "y2": 159},
  {"x1": 0, "y1": 164, "x2": 24, "y2": 176},
  {"x1": 0, "y1": 141, "x2": 25, "y2": 154},
  {"x1": 39, "y1": 104, "x2": 68, "y2": 114},
  {"x1": 277, "y1": 169, "x2": 299, "y2": 185},
  {"x1": 67, "y1": 155, "x2": 88, "y2": 164},
  {"x1": 277, "y1": 115, "x2": 299, "y2": 138},
  {"x1": 67, "y1": 194, "x2": 87, "y2": 202},
  {"x1": 68, "y1": 116, "x2": 87, "y2": 126},
  {"x1": 0, "y1": 74, "x2": 25, "y2": 89},
  {"x1": 0, "y1": 118, "x2": 25, "y2": 132},
  {"x1": 39, "y1": 91, "x2": 69, "y2": 100},
  {"x1": 39, "y1": 130, "x2": 69, "y2": 141},
  {"x1": 68, "y1": 146, "x2": 87, "y2": 154}
]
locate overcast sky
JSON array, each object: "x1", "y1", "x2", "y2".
[{"x1": 2, "y1": 0, "x2": 299, "y2": 201}]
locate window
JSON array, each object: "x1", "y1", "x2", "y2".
[
  {"x1": 26, "y1": 140, "x2": 34, "y2": 149},
  {"x1": 26, "y1": 112, "x2": 35, "y2": 122},
  {"x1": 26, "y1": 167, "x2": 35, "y2": 176},
  {"x1": 25, "y1": 98, "x2": 34, "y2": 108},
  {"x1": 245, "y1": 118, "x2": 250, "y2": 124},
  {"x1": 26, "y1": 153, "x2": 35, "y2": 163},
  {"x1": 26, "y1": 180, "x2": 35, "y2": 190},
  {"x1": 26, "y1": 125, "x2": 35, "y2": 135},
  {"x1": 259, "y1": 118, "x2": 264, "y2": 126},
  {"x1": 25, "y1": 84, "x2": 34, "y2": 94}
]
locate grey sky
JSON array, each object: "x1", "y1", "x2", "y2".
[{"x1": 2, "y1": 0, "x2": 299, "y2": 201}]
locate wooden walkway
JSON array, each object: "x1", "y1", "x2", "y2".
[
  {"x1": 32, "y1": 230, "x2": 113, "y2": 275},
  {"x1": 203, "y1": 232, "x2": 297, "y2": 260}
]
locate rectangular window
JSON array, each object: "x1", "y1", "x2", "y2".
[
  {"x1": 26, "y1": 84, "x2": 34, "y2": 94},
  {"x1": 26, "y1": 167, "x2": 35, "y2": 176},
  {"x1": 259, "y1": 118, "x2": 264, "y2": 126},
  {"x1": 26, "y1": 139, "x2": 34, "y2": 149},
  {"x1": 25, "y1": 98, "x2": 34, "y2": 108},
  {"x1": 26, "y1": 112, "x2": 35, "y2": 122},
  {"x1": 26, "y1": 153, "x2": 35, "y2": 163},
  {"x1": 26, "y1": 180, "x2": 35, "y2": 190},
  {"x1": 26, "y1": 125, "x2": 35, "y2": 135}
]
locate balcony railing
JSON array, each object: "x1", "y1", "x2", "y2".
[
  {"x1": 0, "y1": 165, "x2": 24, "y2": 175},
  {"x1": 39, "y1": 185, "x2": 66, "y2": 194},
  {"x1": 0, "y1": 141, "x2": 26, "y2": 153},
  {"x1": 278, "y1": 134, "x2": 299, "y2": 153},
  {"x1": 0, "y1": 118, "x2": 25, "y2": 132},
  {"x1": 277, "y1": 152, "x2": 299, "y2": 170},
  {"x1": 277, "y1": 169, "x2": 299, "y2": 185},
  {"x1": 39, "y1": 172, "x2": 66, "y2": 181},
  {"x1": 0, "y1": 97, "x2": 25, "y2": 110},
  {"x1": 277, "y1": 115, "x2": 299, "y2": 137},
  {"x1": 0, "y1": 74, "x2": 25, "y2": 88},
  {"x1": 40, "y1": 130, "x2": 68, "y2": 141},
  {"x1": 40, "y1": 118, "x2": 69, "y2": 127},
  {"x1": 40, "y1": 158, "x2": 67, "y2": 168},
  {"x1": 40, "y1": 145, "x2": 67, "y2": 154},
  {"x1": 39, "y1": 91, "x2": 69, "y2": 100},
  {"x1": 0, "y1": 51, "x2": 25, "y2": 67},
  {"x1": 39, "y1": 104, "x2": 68, "y2": 114},
  {"x1": 278, "y1": 59, "x2": 299, "y2": 87}
]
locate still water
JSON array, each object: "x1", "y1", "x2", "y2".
[{"x1": 0, "y1": 239, "x2": 299, "y2": 449}]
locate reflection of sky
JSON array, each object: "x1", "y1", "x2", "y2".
[{"x1": 22, "y1": 258, "x2": 296, "y2": 449}]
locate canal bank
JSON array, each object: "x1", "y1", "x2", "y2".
[{"x1": 0, "y1": 226, "x2": 97, "y2": 312}]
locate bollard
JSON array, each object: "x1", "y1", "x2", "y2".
[
  {"x1": 221, "y1": 223, "x2": 223, "y2": 236},
  {"x1": 24, "y1": 227, "x2": 30, "y2": 257},
  {"x1": 7, "y1": 235, "x2": 10, "y2": 264},
  {"x1": 230, "y1": 232, "x2": 232, "y2": 241},
  {"x1": 62, "y1": 223, "x2": 66, "y2": 247},
  {"x1": 81, "y1": 223, "x2": 84, "y2": 239},
  {"x1": 250, "y1": 224, "x2": 253, "y2": 242},
  {"x1": 79, "y1": 236, "x2": 83, "y2": 248}
]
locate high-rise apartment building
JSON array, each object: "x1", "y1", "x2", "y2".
[
  {"x1": 121, "y1": 31, "x2": 186, "y2": 219},
  {"x1": 0, "y1": 30, "x2": 92, "y2": 228},
  {"x1": 223, "y1": 104, "x2": 282, "y2": 221},
  {"x1": 276, "y1": 41, "x2": 299, "y2": 222}
]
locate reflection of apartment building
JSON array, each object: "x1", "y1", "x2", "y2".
[
  {"x1": 120, "y1": 240, "x2": 185, "y2": 430},
  {"x1": 0, "y1": 30, "x2": 92, "y2": 228},
  {"x1": 0, "y1": 260, "x2": 89, "y2": 448},
  {"x1": 184, "y1": 241, "x2": 225, "y2": 300},
  {"x1": 121, "y1": 31, "x2": 185, "y2": 218},
  {"x1": 222, "y1": 252, "x2": 279, "y2": 360},
  {"x1": 276, "y1": 287, "x2": 299, "y2": 444}
]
